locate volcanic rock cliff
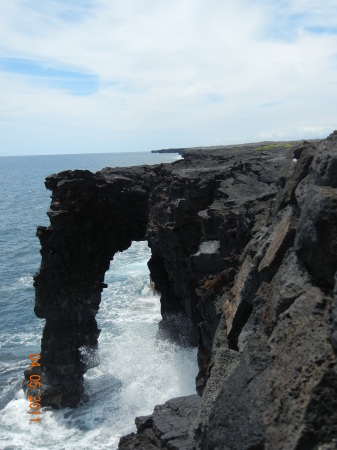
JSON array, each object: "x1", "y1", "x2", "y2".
[{"x1": 24, "y1": 132, "x2": 337, "y2": 450}]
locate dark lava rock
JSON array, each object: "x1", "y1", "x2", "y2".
[
  {"x1": 24, "y1": 133, "x2": 337, "y2": 450},
  {"x1": 118, "y1": 395, "x2": 202, "y2": 450}
]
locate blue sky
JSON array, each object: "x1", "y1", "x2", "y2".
[{"x1": 0, "y1": 0, "x2": 336, "y2": 156}]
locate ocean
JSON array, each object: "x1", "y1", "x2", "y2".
[{"x1": 0, "y1": 152, "x2": 198, "y2": 449}]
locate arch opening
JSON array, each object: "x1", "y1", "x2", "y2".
[{"x1": 76, "y1": 241, "x2": 197, "y2": 446}]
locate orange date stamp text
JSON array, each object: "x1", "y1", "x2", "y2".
[{"x1": 28, "y1": 354, "x2": 41, "y2": 423}]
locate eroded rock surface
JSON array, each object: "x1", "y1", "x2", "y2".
[
  {"x1": 119, "y1": 395, "x2": 202, "y2": 450},
  {"x1": 24, "y1": 133, "x2": 337, "y2": 449},
  {"x1": 192, "y1": 133, "x2": 337, "y2": 450}
]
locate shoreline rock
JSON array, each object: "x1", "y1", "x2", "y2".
[
  {"x1": 24, "y1": 134, "x2": 337, "y2": 449},
  {"x1": 119, "y1": 395, "x2": 202, "y2": 450}
]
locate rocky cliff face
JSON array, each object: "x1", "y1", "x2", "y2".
[
  {"x1": 24, "y1": 133, "x2": 337, "y2": 449},
  {"x1": 23, "y1": 166, "x2": 152, "y2": 406}
]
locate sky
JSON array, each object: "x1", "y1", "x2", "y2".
[{"x1": 0, "y1": 0, "x2": 336, "y2": 156}]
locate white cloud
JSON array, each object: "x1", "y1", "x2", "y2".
[{"x1": 0, "y1": 0, "x2": 336, "y2": 155}]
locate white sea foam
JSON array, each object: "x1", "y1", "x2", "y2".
[
  {"x1": 0, "y1": 241, "x2": 198, "y2": 449},
  {"x1": 16, "y1": 276, "x2": 33, "y2": 289}
]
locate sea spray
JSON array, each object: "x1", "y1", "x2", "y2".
[{"x1": 0, "y1": 241, "x2": 197, "y2": 449}]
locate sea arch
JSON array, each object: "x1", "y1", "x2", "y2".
[{"x1": 24, "y1": 168, "x2": 151, "y2": 407}]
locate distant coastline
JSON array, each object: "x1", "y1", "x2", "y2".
[{"x1": 151, "y1": 139, "x2": 321, "y2": 155}]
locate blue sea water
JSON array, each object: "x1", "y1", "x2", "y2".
[{"x1": 0, "y1": 152, "x2": 197, "y2": 449}]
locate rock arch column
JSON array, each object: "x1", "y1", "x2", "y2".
[{"x1": 24, "y1": 168, "x2": 149, "y2": 407}]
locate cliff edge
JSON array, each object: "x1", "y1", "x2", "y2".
[{"x1": 24, "y1": 133, "x2": 337, "y2": 449}]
